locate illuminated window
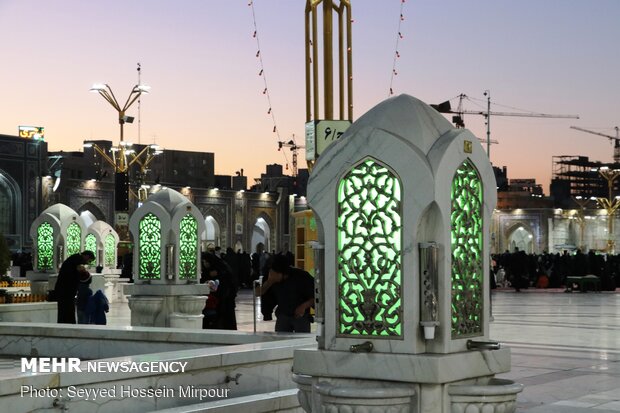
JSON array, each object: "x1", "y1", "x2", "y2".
[
  {"x1": 139, "y1": 213, "x2": 161, "y2": 279},
  {"x1": 337, "y1": 158, "x2": 402, "y2": 336},
  {"x1": 66, "y1": 222, "x2": 81, "y2": 256},
  {"x1": 104, "y1": 234, "x2": 116, "y2": 268},
  {"x1": 37, "y1": 222, "x2": 54, "y2": 270},
  {"x1": 179, "y1": 214, "x2": 198, "y2": 279},
  {"x1": 84, "y1": 233, "x2": 97, "y2": 256},
  {"x1": 451, "y1": 159, "x2": 483, "y2": 338}
]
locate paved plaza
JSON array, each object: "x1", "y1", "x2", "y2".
[
  {"x1": 106, "y1": 288, "x2": 620, "y2": 412},
  {"x1": 492, "y1": 289, "x2": 620, "y2": 412}
]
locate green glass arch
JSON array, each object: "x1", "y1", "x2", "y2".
[
  {"x1": 104, "y1": 234, "x2": 116, "y2": 268},
  {"x1": 37, "y1": 222, "x2": 54, "y2": 270},
  {"x1": 450, "y1": 159, "x2": 483, "y2": 338},
  {"x1": 66, "y1": 222, "x2": 82, "y2": 256},
  {"x1": 84, "y1": 233, "x2": 97, "y2": 257},
  {"x1": 179, "y1": 214, "x2": 198, "y2": 279},
  {"x1": 337, "y1": 157, "x2": 402, "y2": 337},
  {"x1": 139, "y1": 213, "x2": 161, "y2": 279}
]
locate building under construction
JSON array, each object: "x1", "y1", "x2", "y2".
[{"x1": 550, "y1": 155, "x2": 613, "y2": 207}]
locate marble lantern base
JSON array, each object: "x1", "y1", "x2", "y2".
[
  {"x1": 25, "y1": 271, "x2": 55, "y2": 296},
  {"x1": 123, "y1": 283, "x2": 210, "y2": 328},
  {"x1": 99, "y1": 272, "x2": 120, "y2": 303},
  {"x1": 293, "y1": 348, "x2": 522, "y2": 413}
]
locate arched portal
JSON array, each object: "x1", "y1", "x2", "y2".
[
  {"x1": 202, "y1": 215, "x2": 221, "y2": 250},
  {"x1": 80, "y1": 210, "x2": 97, "y2": 228},
  {"x1": 507, "y1": 225, "x2": 534, "y2": 253},
  {"x1": 77, "y1": 202, "x2": 106, "y2": 223},
  {"x1": 0, "y1": 169, "x2": 21, "y2": 237},
  {"x1": 251, "y1": 217, "x2": 271, "y2": 253}
]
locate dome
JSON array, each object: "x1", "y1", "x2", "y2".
[
  {"x1": 88, "y1": 220, "x2": 114, "y2": 233},
  {"x1": 326, "y1": 94, "x2": 454, "y2": 157},
  {"x1": 41, "y1": 203, "x2": 78, "y2": 222},
  {"x1": 146, "y1": 188, "x2": 190, "y2": 215}
]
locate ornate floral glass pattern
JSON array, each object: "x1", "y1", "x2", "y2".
[
  {"x1": 37, "y1": 222, "x2": 54, "y2": 270},
  {"x1": 104, "y1": 234, "x2": 116, "y2": 268},
  {"x1": 66, "y1": 222, "x2": 81, "y2": 256},
  {"x1": 139, "y1": 213, "x2": 161, "y2": 279},
  {"x1": 337, "y1": 158, "x2": 402, "y2": 336},
  {"x1": 451, "y1": 159, "x2": 483, "y2": 338},
  {"x1": 179, "y1": 214, "x2": 198, "y2": 279},
  {"x1": 84, "y1": 234, "x2": 97, "y2": 257}
]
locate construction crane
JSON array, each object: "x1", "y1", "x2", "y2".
[
  {"x1": 570, "y1": 126, "x2": 620, "y2": 163},
  {"x1": 278, "y1": 136, "x2": 304, "y2": 177},
  {"x1": 431, "y1": 91, "x2": 580, "y2": 159}
]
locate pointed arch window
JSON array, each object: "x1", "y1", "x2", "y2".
[
  {"x1": 0, "y1": 174, "x2": 17, "y2": 235},
  {"x1": 179, "y1": 214, "x2": 198, "y2": 279},
  {"x1": 84, "y1": 234, "x2": 97, "y2": 257},
  {"x1": 139, "y1": 213, "x2": 161, "y2": 279},
  {"x1": 37, "y1": 222, "x2": 54, "y2": 270},
  {"x1": 450, "y1": 159, "x2": 483, "y2": 338},
  {"x1": 104, "y1": 234, "x2": 116, "y2": 268},
  {"x1": 66, "y1": 222, "x2": 82, "y2": 256},
  {"x1": 337, "y1": 158, "x2": 402, "y2": 337}
]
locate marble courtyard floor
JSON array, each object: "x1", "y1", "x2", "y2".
[
  {"x1": 105, "y1": 288, "x2": 620, "y2": 412},
  {"x1": 491, "y1": 289, "x2": 620, "y2": 412}
]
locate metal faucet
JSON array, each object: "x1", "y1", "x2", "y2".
[
  {"x1": 466, "y1": 340, "x2": 501, "y2": 350},
  {"x1": 350, "y1": 341, "x2": 374, "y2": 353},
  {"x1": 225, "y1": 373, "x2": 242, "y2": 385}
]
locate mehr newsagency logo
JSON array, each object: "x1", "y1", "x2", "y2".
[{"x1": 17, "y1": 358, "x2": 230, "y2": 401}]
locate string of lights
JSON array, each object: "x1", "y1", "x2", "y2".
[
  {"x1": 388, "y1": 0, "x2": 407, "y2": 97},
  {"x1": 248, "y1": 0, "x2": 291, "y2": 171},
  {"x1": 137, "y1": 62, "x2": 142, "y2": 144}
]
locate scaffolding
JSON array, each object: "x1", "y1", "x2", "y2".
[{"x1": 552, "y1": 156, "x2": 610, "y2": 199}]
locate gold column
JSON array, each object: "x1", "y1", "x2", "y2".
[
  {"x1": 305, "y1": 0, "x2": 353, "y2": 123},
  {"x1": 596, "y1": 168, "x2": 620, "y2": 253},
  {"x1": 323, "y1": 0, "x2": 333, "y2": 120}
]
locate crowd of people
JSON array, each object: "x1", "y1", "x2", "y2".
[
  {"x1": 11, "y1": 241, "x2": 308, "y2": 332},
  {"x1": 198, "y1": 242, "x2": 305, "y2": 332},
  {"x1": 492, "y1": 248, "x2": 618, "y2": 291}
]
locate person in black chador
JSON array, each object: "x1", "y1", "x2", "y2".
[
  {"x1": 54, "y1": 250, "x2": 95, "y2": 324},
  {"x1": 257, "y1": 254, "x2": 314, "y2": 333},
  {"x1": 201, "y1": 252, "x2": 237, "y2": 330}
]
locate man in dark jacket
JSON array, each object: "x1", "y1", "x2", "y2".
[
  {"x1": 257, "y1": 254, "x2": 314, "y2": 332},
  {"x1": 54, "y1": 250, "x2": 95, "y2": 323}
]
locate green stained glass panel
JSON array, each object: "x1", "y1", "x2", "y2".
[
  {"x1": 84, "y1": 234, "x2": 97, "y2": 257},
  {"x1": 337, "y1": 158, "x2": 402, "y2": 336},
  {"x1": 179, "y1": 214, "x2": 198, "y2": 279},
  {"x1": 104, "y1": 234, "x2": 116, "y2": 268},
  {"x1": 37, "y1": 222, "x2": 54, "y2": 270},
  {"x1": 66, "y1": 222, "x2": 81, "y2": 256},
  {"x1": 450, "y1": 159, "x2": 483, "y2": 338},
  {"x1": 139, "y1": 213, "x2": 161, "y2": 279}
]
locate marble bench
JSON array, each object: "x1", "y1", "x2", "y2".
[
  {"x1": 0, "y1": 302, "x2": 56, "y2": 323},
  {"x1": 154, "y1": 389, "x2": 301, "y2": 413},
  {"x1": 0, "y1": 326, "x2": 314, "y2": 413},
  {"x1": 565, "y1": 275, "x2": 601, "y2": 293}
]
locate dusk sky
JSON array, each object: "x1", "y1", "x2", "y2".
[{"x1": 1, "y1": 1, "x2": 619, "y2": 192}]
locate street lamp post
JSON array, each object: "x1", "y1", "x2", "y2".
[
  {"x1": 88, "y1": 83, "x2": 160, "y2": 241},
  {"x1": 595, "y1": 167, "x2": 620, "y2": 254}
]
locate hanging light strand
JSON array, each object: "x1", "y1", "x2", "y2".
[
  {"x1": 137, "y1": 62, "x2": 142, "y2": 144},
  {"x1": 248, "y1": 1, "x2": 291, "y2": 170},
  {"x1": 388, "y1": 0, "x2": 407, "y2": 97}
]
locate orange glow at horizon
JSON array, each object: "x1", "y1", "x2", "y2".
[{"x1": 0, "y1": 1, "x2": 618, "y2": 193}]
